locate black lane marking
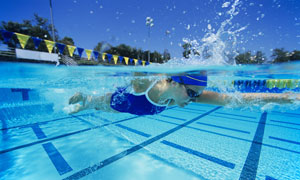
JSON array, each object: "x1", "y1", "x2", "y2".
[
  {"x1": 62, "y1": 106, "x2": 222, "y2": 180},
  {"x1": 239, "y1": 112, "x2": 267, "y2": 180}
]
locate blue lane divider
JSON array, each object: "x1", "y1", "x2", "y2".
[
  {"x1": 196, "y1": 122, "x2": 250, "y2": 134},
  {"x1": 115, "y1": 124, "x2": 151, "y2": 138},
  {"x1": 269, "y1": 136, "x2": 300, "y2": 145},
  {"x1": 42, "y1": 142, "x2": 73, "y2": 175},
  {"x1": 181, "y1": 107, "x2": 207, "y2": 112},
  {"x1": 214, "y1": 112, "x2": 257, "y2": 119},
  {"x1": 159, "y1": 114, "x2": 187, "y2": 121},
  {"x1": 271, "y1": 111, "x2": 300, "y2": 118},
  {"x1": 270, "y1": 120, "x2": 300, "y2": 126},
  {"x1": 161, "y1": 140, "x2": 235, "y2": 169},
  {"x1": 210, "y1": 114, "x2": 300, "y2": 131},
  {"x1": 0, "y1": 115, "x2": 140, "y2": 155},
  {"x1": 209, "y1": 115, "x2": 258, "y2": 123},
  {"x1": 31, "y1": 124, "x2": 47, "y2": 139},
  {"x1": 239, "y1": 112, "x2": 267, "y2": 180},
  {"x1": 171, "y1": 108, "x2": 201, "y2": 114},
  {"x1": 0, "y1": 112, "x2": 96, "y2": 131},
  {"x1": 148, "y1": 117, "x2": 300, "y2": 155},
  {"x1": 30, "y1": 123, "x2": 73, "y2": 175},
  {"x1": 265, "y1": 176, "x2": 277, "y2": 180},
  {"x1": 63, "y1": 106, "x2": 222, "y2": 180},
  {"x1": 11, "y1": 88, "x2": 31, "y2": 101}
]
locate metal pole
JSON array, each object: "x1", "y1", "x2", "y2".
[
  {"x1": 148, "y1": 25, "x2": 150, "y2": 62},
  {"x1": 49, "y1": 0, "x2": 56, "y2": 53}
]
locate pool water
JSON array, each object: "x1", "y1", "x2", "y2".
[{"x1": 0, "y1": 62, "x2": 300, "y2": 180}]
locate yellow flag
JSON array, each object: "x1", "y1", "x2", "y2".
[
  {"x1": 142, "y1": 60, "x2": 146, "y2": 66},
  {"x1": 44, "y1": 40, "x2": 55, "y2": 53},
  {"x1": 124, "y1": 57, "x2": 129, "y2": 65},
  {"x1": 102, "y1": 53, "x2": 107, "y2": 61},
  {"x1": 15, "y1": 33, "x2": 30, "y2": 49},
  {"x1": 67, "y1": 45, "x2": 76, "y2": 57},
  {"x1": 85, "y1": 49, "x2": 92, "y2": 60},
  {"x1": 134, "y1": 59, "x2": 138, "y2": 65},
  {"x1": 113, "y1": 55, "x2": 119, "y2": 64}
]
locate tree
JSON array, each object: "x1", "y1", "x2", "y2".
[
  {"x1": 182, "y1": 43, "x2": 192, "y2": 58},
  {"x1": 254, "y1": 51, "x2": 267, "y2": 64},
  {"x1": 290, "y1": 50, "x2": 300, "y2": 61},
  {"x1": 163, "y1": 49, "x2": 171, "y2": 63},
  {"x1": 235, "y1": 51, "x2": 252, "y2": 64},
  {"x1": 271, "y1": 48, "x2": 290, "y2": 63},
  {"x1": 58, "y1": 36, "x2": 74, "y2": 46},
  {"x1": 0, "y1": 14, "x2": 60, "y2": 52}
]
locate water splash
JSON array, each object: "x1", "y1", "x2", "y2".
[{"x1": 170, "y1": 0, "x2": 247, "y2": 66}]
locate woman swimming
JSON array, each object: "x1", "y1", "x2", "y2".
[{"x1": 67, "y1": 73, "x2": 300, "y2": 115}]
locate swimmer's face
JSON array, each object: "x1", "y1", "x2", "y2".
[{"x1": 172, "y1": 84, "x2": 204, "y2": 107}]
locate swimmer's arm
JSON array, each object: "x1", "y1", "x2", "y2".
[
  {"x1": 131, "y1": 72, "x2": 154, "y2": 93},
  {"x1": 194, "y1": 91, "x2": 299, "y2": 106}
]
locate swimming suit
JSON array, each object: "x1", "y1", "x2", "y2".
[{"x1": 110, "y1": 81, "x2": 169, "y2": 115}]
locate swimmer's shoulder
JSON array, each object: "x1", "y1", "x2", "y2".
[{"x1": 132, "y1": 78, "x2": 154, "y2": 93}]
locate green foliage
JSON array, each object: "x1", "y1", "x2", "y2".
[
  {"x1": 95, "y1": 42, "x2": 168, "y2": 64},
  {"x1": 0, "y1": 14, "x2": 74, "y2": 54},
  {"x1": 235, "y1": 51, "x2": 267, "y2": 64},
  {"x1": 271, "y1": 48, "x2": 290, "y2": 63},
  {"x1": 182, "y1": 43, "x2": 192, "y2": 58},
  {"x1": 290, "y1": 50, "x2": 300, "y2": 61}
]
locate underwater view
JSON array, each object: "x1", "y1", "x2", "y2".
[{"x1": 0, "y1": 0, "x2": 300, "y2": 180}]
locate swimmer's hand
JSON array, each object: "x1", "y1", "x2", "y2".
[
  {"x1": 63, "y1": 104, "x2": 83, "y2": 114},
  {"x1": 69, "y1": 92, "x2": 86, "y2": 105},
  {"x1": 65, "y1": 92, "x2": 87, "y2": 114}
]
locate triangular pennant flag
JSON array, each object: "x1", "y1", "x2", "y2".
[
  {"x1": 85, "y1": 49, "x2": 92, "y2": 60},
  {"x1": 0, "y1": 30, "x2": 14, "y2": 43},
  {"x1": 106, "y1": 54, "x2": 112, "y2": 63},
  {"x1": 31, "y1": 37, "x2": 42, "y2": 49},
  {"x1": 134, "y1": 59, "x2": 138, "y2": 65},
  {"x1": 129, "y1": 58, "x2": 134, "y2": 64},
  {"x1": 146, "y1": 61, "x2": 150, "y2": 66},
  {"x1": 77, "y1": 47, "x2": 84, "y2": 58},
  {"x1": 15, "y1": 33, "x2": 30, "y2": 49},
  {"x1": 44, "y1": 40, "x2": 55, "y2": 53},
  {"x1": 113, "y1": 55, "x2": 119, "y2": 64},
  {"x1": 56, "y1": 43, "x2": 66, "y2": 54},
  {"x1": 93, "y1": 51, "x2": 99, "y2": 61},
  {"x1": 102, "y1": 53, "x2": 107, "y2": 61},
  {"x1": 67, "y1": 45, "x2": 76, "y2": 57},
  {"x1": 138, "y1": 60, "x2": 142, "y2": 65},
  {"x1": 119, "y1": 56, "x2": 124, "y2": 63},
  {"x1": 124, "y1": 57, "x2": 129, "y2": 65},
  {"x1": 142, "y1": 60, "x2": 146, "y2": 66}
]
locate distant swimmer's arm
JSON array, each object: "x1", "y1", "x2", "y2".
[{"x1": 193, "y1": 91, "x2": 300, "y2": 106}]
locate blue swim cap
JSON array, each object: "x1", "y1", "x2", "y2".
[{"x1": 171, "y1": 75, "x2": 207, "y2": 86}]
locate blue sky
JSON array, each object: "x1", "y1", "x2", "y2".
[{"x1": 0, "y1": 0, "x2": 299, "y2": 59}]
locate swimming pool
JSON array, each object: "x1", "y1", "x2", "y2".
[{"x1": 0, "y1": 62, "x2": 300, "y2": 180}]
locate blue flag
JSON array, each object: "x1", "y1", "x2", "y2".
[
  {"x1": 119, "y1": 56, "x2": 124, "y2": 63},
  {"x1": 56, "y1": 43, "x2": 66, "y2": 54},
  {"x1": 31, "y1": 37, "x2": 42, "y2": 49},
  {"x1": 146, "y1": 61, "x2": 150, "y2": 65},
  {"x1": 129, "y1": 58, "x2": 133, "y2": 64},
  {"x1": 138, "y1": 60, "x2": 142, "y2": 65},
  {"x1": 0, "y1": 30, "x2": 14, "y2": 43},
  {"x1": 93, "y1": 51, "x2": 99, "y2": 61},
  {"x1": 77, "y1": 47, "x2": 84, "y2": 58},
  {"x1": 106, "y1": 54, "x2": 112, "y2": 63}
]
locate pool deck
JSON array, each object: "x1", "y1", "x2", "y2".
[{"x1": 1, "y1": 88, "x2": 300, "y2": 180}]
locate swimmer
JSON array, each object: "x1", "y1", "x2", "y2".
[{"x1": 67, "y1": 73, "x2": 300, "y2": 115}]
